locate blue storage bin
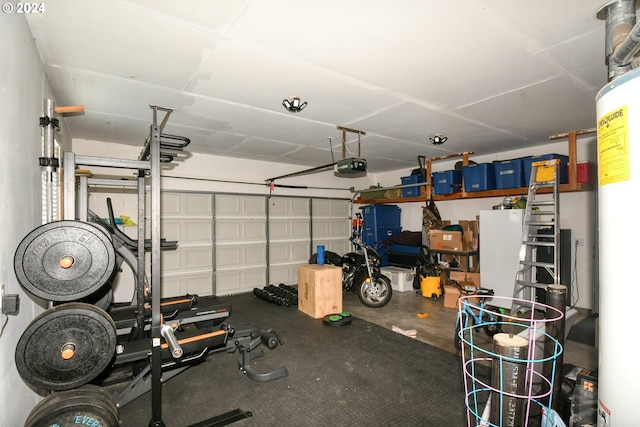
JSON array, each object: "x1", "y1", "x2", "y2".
[
  {"x1": 359, "y1": 205, "x2": 401, "y2": 246},
  {"x1": 390, "y1": 244, "x2": 421, "y2": 254},
  {"x1": 523, "y1": 154, "x2": 569, "y2": 184},
  {"x1": 462, "y1": 163, "x2": 495, "y2": 192},
  {"x1": 432, "y1": 170, "x2": 462, "y2": 195},
  {"x1": 493, "y1": 158, "x2": 525, "y2": 189},
  {"x1": 401, "y1": 175, "x2": 425, "y2": 197}
]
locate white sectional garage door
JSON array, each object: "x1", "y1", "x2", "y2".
[
  {"x1": 268, "y1": 197, "x2": 311, "y2": 286},
  {"x1": 157, "y1": 192, "x2": 349, "y2": 297},
  {"x1": 312, "y1": 199, "x2": 351, "y2": 256},
  {"x1": 159, "y1": 192, "x2": 214, "y2": 298},
  {"x1": 214, "y1": 194, "x2": 268, "y2": 295}
]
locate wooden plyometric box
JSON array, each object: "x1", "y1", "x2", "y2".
[{"x1": 298, "y1": 264, "x2": 342, "y2": 319}]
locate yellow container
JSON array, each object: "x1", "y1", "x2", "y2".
[
  {"x1": 533, "y1": 160, "x2": 559, "y2": 182},
  {"x1": 420, "y1": 276, "x2": 442, "y2": 299}
]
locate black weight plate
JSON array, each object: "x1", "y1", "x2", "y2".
[
  {"x1": 15, "y1": 303, "x2": 117, "y2": 391},
  {"x1": 54, "y1": 284, "x2": 114, "y2": 312},
  {"x1": 322, "y1": 313, "x2": 353, "y2": 327},
  {"x1": 14, "y1": 220, "x2": 117, "y2": 302},
  {"x1": 25, "y1": 385, "x2": 119, "y2": 427}
]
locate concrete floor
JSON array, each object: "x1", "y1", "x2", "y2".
[{"x1": 342, "y1": 289, "x2": 598, "y2": 372}]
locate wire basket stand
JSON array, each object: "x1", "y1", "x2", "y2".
[{"x1": 458, "y1": 295, "x2": 564, "y2": 427}]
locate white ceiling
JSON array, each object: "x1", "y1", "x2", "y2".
[{"x1": 26, "y1": 0, "x2": 610, "y2": 174}]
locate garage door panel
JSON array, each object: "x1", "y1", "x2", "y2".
[
  {"x1": 330, "y1": 219, "x2": 350, "y2": 236},
  {"x1": 244, "y1": 221, "x2": 266, "y2": 240},
  {"x1": 270, "y1": 198, "x2": 309, "y2": 216},
  {"x1": 161, "y1": 276, "x2": 181, "y2": 298},
  {"x1": 244, "y1": 244, "x2": 267, "y2": 264},
  {"x1": 216, "y1": 221, "x2": 242, "y2": 241},
  {"x1": 268, "y1": 265, "x2": 297, "y2": 285},
  {"x1": 183, "y1": 194, "x2": 213, "y2": 215},
  {"x1": 216, "y1": 220, "x2": 265, "y2": 242},
  {"x1": 270, "y1": 241, "x2": 309, "y2": 262},
  {"x1": 312, "y1": 199, "x2": 350, "y2": 217},
  {"x1": 159, "y1": 221, "x2": 181, "y2": 241},
  {"x1": 161, "y1": 250, "x2": 182, "y2": 272},
  {"x1": 161, "y1": 273, "x2": 213, "y2": 298},
  {"x1": 269, "y1": 221, "x2": 288, "y2": 239},
  {"x1": 216, "y1": 267, "x2": 266, "y2": 295},
  {"x1": 183, "y1": 273, "x2": 214, "y2": 296},
  {"x1": 184, "y1": 221, "x2": 213, "y2": 243},
  {"x1": 216, "y1": 195, "x2": 265, "y2": 217},
  {"x1": 269, "y1": 219, "x2": 310, "y2": 240},
  {"x1": 325, "y1": 241, "x2": 350, "y2": 255},
  {"x1": 161, "y1": 193, "x2": 181, "y2": 215},
  {"x1": 291, "y1": 220, "x2": 310, "y2": 238},
  {"x1": 290, "y1": 241, "x2": 311, "y2": 262},
  {"x1": 217, "y1": 244, "x2": 266, "y2": 267},
  {"x1": 216, "y1": 246, "x2": 242, "y2": 267},
  {"x1": 269, "y1": 243, "x2": 290, "y2": 262},
  {"x1": 183, "y1": 247, "x2": 213, "y2": 270}
]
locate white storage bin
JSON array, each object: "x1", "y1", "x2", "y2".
[{"x1": 380, "y1": 266, "x2": 415, "y2": 292}]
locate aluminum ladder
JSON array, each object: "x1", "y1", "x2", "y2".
[{"x1": 511, "y1": 159, "x2": 560, "y2": 315}]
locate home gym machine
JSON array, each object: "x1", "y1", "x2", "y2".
[{"x1": 14, "y1": 104, "x2": 288, "y2": 427}]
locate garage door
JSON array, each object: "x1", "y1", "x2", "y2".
[
  {"x1": 214, "y1": 194, "x2": 267, "y2": 295},
  {"x1": 159, "y1": 192, "x2": 214, "y2": 298},
  {"x1": 155, "y1": 192, "x2": 349, "y2": 297},
  {"x1": 268, "y1": 197, "x2": 311, "y2": 286}
]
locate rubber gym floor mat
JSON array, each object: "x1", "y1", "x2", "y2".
[{"x1": 114, "y1": 291, "x2": 467, "y2": 426}]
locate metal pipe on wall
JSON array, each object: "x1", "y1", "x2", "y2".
[{"x1": 598, "y1": 0, "x2": 638, "y2": 81}]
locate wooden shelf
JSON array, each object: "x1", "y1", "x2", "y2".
[
  {"x1": 355, "y1": 129, "x2": 596, "y2": 205},
  {"x1": 354, "y1": 183, "x2": 593, "y2": 204}
]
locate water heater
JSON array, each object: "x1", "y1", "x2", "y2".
[{"x1": 595, "y1": 66, "x2": 640, "y2": 426}]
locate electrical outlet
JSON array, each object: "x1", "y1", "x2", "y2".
[{"x1": 575, "y1": 238, "x2": 585, "y2": 247}]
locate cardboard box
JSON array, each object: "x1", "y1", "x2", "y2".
[
  {"x1": 444, "y1": 285, "x2": 461, "y2": 309},
  {"x1": 429, "y1": 229, "x2": 464, "y2": 251},
  {"x1": 458, "y1": 219, "x2": 479, "y2": 251},
  {"x1": 447, "y1": 272, "x2": 480, "y2": 304},
  {"x1": 298, "y1": 264, "x2": 342, "y2": 319}
]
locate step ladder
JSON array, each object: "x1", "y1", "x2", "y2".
[{"x1": 511, "y1": 159, "x2": 560, "y2": 315}]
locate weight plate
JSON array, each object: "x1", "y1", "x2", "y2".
[
  {"x1": 54, "y1": 284, "x2": 114, "y2": 312},
  {"x1": 25, "y1": 385, "x2": 119, "y2": 427},
  {"x1": 322, "y1": 313, "x2": 353, "y2": 327},
  {"x1": 14, "y1": 220, "x2": 117, "y2": 302},
  {"x1": 15, "y1": 302, "x2": 117, "y2": 391}
]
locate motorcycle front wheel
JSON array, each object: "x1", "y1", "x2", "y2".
[{"x1": 357, "y1": 273, "x2": 392, "y2": 308}]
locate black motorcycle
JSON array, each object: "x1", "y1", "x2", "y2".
[{"x1": 309, "y1": 223, "x2": 392, "y2": 308}]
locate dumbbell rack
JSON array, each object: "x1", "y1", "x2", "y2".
[{"x1": 62, "y1": 105, "x2": 183, "y2": 427}]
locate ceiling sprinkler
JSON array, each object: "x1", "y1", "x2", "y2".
[{"x1": 429, "y1": 134, "x2": 447, "y2": 145}]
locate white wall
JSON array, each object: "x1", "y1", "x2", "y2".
[
  {"x1": 0, "y1": 15, "x2": 70, "y2": 427},
  {"x1": 370, "y1": 138, "x2": 598, "y2": 311}
]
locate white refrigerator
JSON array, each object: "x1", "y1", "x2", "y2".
[{"x1": 479, "y1": 209, "x2": 524, "y2": 309}]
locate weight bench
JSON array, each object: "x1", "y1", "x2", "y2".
[{"x1": 113, "y1": 321, "x2": 289, "y2": 407}]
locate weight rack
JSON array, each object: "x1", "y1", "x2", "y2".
[{"x1": 62, "y1": 105, "x2": 185, "y2": 427}]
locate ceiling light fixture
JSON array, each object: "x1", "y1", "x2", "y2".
[
  {"x1": 429, "y1": 134, "x2": 448, "y2": 145},
  {"x1": 282, "y1": 96, "x2": 307, "y2": 113}
]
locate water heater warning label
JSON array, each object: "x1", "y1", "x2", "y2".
[{"x1": 598, "y1": 105, "x2": 630, "y2": 185}]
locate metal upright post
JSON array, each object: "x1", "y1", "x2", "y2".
[
  {"x1": 148, "y1": 107, "x2": 165, "y2": 427},
  {"x1": 135, "y1": 170, "x2": 147, "y2": 341},
  {"x1": 62, "y1": 151, "x2": 77, "y2": 220},
  {"x1": 40, "y1": 99, "x2": 58, "y2": 224}
]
